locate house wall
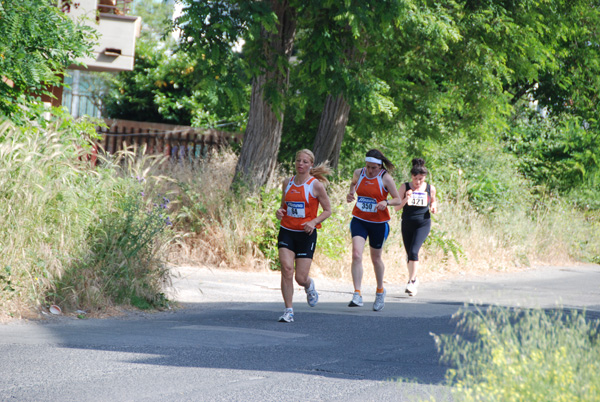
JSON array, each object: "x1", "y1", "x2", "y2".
[{"x1": 66, "y1": 0, "x2": 141, "y2": 72}]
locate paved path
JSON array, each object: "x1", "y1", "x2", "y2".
[{"x1": 0, "y1": 264, "x2": 598, "y2": 401}]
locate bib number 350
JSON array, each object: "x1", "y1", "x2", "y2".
[{"x1": 357, "y1": 196, "x2": 377, "y2": 213}]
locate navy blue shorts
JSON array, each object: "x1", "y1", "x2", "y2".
[
  {"x1": 277, "y1": 227, "x2": 317, "y2": 259},
  {"x1": 350, "y1": 217, "x2": 390, "y2": 249}
]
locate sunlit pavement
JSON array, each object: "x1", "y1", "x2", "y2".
[{"x1": 0, "y1": 264, "x2": 597, "y2": 402}]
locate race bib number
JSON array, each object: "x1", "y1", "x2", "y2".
[
  {"x1": 286, "y1": 201, "x2": 306, "y2": 218},
  {"x1": 357, "y1": 196, "x2": 377, "y2": 213},
  {"x1": 407, "y1": 191, "x2": 427, "y2": 207}
]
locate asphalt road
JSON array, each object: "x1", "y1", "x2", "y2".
[{"x1": 0, "y1": 264, "x2": 598, "y2": 402}]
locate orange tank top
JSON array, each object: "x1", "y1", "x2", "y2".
[
  {"x1": 280, "y1": 176, "x2": 322, "y2": 232},
  {"x1": 351, "y1": 168, "x2": 390, "y2": 223}
]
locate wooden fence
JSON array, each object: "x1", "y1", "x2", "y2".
[{"x1": 95, "y1": 119, "x2": 242, "y2": 161}]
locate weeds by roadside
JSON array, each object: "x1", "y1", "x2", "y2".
[
  {"x1": 0, "y1": 119, "x2": 174, "y2": 318},
  {"x1": 163, "y1": 147, "x2": 599, "y2": 285},
  {"x1": 431, "y1": 306, "x2": 600, "y2": 401}
]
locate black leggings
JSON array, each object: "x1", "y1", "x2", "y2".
[{"x1": 401, "y1": 218, "x2": 431, "y2": 261}]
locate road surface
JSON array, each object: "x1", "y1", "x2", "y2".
[{"x1": 0, "y1": 264, "x2": 598, "y2": 401}]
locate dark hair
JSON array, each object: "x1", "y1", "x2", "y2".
[
  {"x1": 366, "y1": 149, "x2": 395, "y2": 173},
  {"x1": 410, "y1": 158, "x2": 428, "y2": 176}
]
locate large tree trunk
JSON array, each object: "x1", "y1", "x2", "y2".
[
  {"x1": 233, "y1": 1, "x2": 296, "y2": 191},
  {"x1": 312, "y1": 93, "x2": 351, "y2": 169}
]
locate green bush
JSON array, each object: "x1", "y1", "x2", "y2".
[
  {"x1": 505, "y1": 111, "x2": 600, "y2": 197},
  {"x1": 0, "y1": 117, "x2": 172, "y2": 315},
  {"x1": 424, "y1": 136, "x2": 533, "y2": 215},
  {"x1": 433, "y1": 306, "x2": 600, "y2": 401},
  {"x1": 56, "y1": 181, "x2": 172, "y2": 309},
  {"x1": 246, "y1": 186, "x2": 282, "y2": 270}
]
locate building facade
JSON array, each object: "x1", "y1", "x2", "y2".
[{"x1": 54, "y1": 0, "x2": 141, "y2": 117}]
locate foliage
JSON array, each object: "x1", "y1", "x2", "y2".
[
  {"x1": 504, "y1": 108, "x2": 600, "y2": 198},
  {"x1": 175, "y1": 0, "x2": 288, "y2": 108},
  {"x1": 419, "y1": 136, "x2": 532, "y2": 215},
  {"x1": 57, "y1": 176, "x2": 173, "y2": 309},
  {"x1": 280, "y1": 0, "x2": 461, "y2": 164},
  {"x1": 425, "y1": 226, "x2": 465, "y2": 264},
  {"x1": 0, "y1": 117, "x2": 172, "y2": 315},
  {"x1": 433, "y1": 306, "x2": 600, "y2": 401},
  {"x1": 163, "y1": 1, "x2": 600, "y2": 199},
  {"x1": 0, "y1": 0, "x2": 96, "y2": 122},
  {"x1": 316, "y1": 201, "x2": 349, "y2": 261},
  {"x1": 525, "y1": 1, "x2": 600, "y2": 126},
  {"x1": 103, "y1": 0, "x2": 249, "y2": 129},
  {"x1": 246, "y1": 186, "x2": 282, "y2": 270}
]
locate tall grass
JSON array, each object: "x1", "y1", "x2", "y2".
[
  {"x1": 3, "y1": 115, "x2": 597, "y2": 319},
  {"x1": 163, "y1": 148, "x2": 599, "y2": 287},
  {"x1": 0, "y1": 119, "x2": 172, "y2": 318},
  {"x1": 163, "y1": 150, "x2": 283, "y2": 270},
  {"x1": 432, "y1": 306, "x2": 600, "y2": 401}
]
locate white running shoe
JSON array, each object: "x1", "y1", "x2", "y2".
[
  {"x1": 405, "y1": 278, "x2": 419, "y2": 296},
  {"x1": 305, "y1": 279, "x2": 319, "y2": 307},
  {"x1": 348, "y1": 291, "x2": 364, "y2": 307},
  {"x1": 278, "y1": 309, "x2": 294, "y2": 323},
  {"x1": 373, "y1": 289, "x2": 386, "y2": 311}
]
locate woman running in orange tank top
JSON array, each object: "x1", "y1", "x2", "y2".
[
  {"x1": 275, "y1": 149, "x2": 332, "y2": 323},
  {"x1": 346, "y1": 149, "x2": 401, "y2": 311}
]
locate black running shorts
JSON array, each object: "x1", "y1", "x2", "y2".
[{"x1": 277, "y1": 227, "x2": 318, "y2": 259}]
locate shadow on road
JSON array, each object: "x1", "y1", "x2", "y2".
[{"x1": 36, "y1": 301, "x2": 456, "y2": 385}]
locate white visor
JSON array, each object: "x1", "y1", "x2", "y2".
[{"x1": 365, "y1": 156, "x2": 382, "y2": 164}]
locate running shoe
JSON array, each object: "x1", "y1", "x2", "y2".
[
  {"x1": 348, "y1": 291, "x2": 364, "y2": 307},
  {"x1": 305, "y1": 279, "x2": 319, "y2": 307},
  {"x1": 373, "y1": 288, "x2": 386, "y2": 311},
  {"x1": 278, "y1": 309, "x2": 294, "y2": 323},
  {"x1": 405, "y1": 278, "x2": 419, "y2": 296}
]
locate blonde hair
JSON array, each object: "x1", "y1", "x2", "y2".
[{"x1": 296, "y1": 149, "x2": 332, "y2": 186}]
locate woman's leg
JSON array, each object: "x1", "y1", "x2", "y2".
[
  {"x1": 408, "y1": 219, "x2": 431, "y2": 266},
  {"x1": 406, "y1": 219, "x2": 431, "y2": 286},
  {"x1": 370, "y1": 246, "x2": 385, "y2": 290},
  {"x1": 351, "y1": 236, "x2": 367, "y2": 291},
  {"x1": 401, "y1": 220, "x2": 415, "y2": 280},
  {"x1": 294, "y1": 258, "x2": 313, "y2": 288},
  {"x1": 407, "y1": 260, "x2": 418, "y2": 281},
  {"x1": 279, "y1": 247, "x2": 296, "y2": 309}
]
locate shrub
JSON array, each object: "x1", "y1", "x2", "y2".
[
  {"x1": 0, "y1": 118, "x2": 172, "y2": 316},
  {"x1": 433, "y1": 306, "x2": 600, "y2": 402}
]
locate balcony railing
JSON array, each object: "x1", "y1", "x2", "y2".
[
  {"x1": 59, "y1": 1, "x2": 133, "y2": 16},
  {"x1": 97, "y1": 0, "x2": 133, "y2": 16}
]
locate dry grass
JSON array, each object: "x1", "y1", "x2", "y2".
[
  {"x1": 1, "y1": 133, "x2": 596, "y2": 321},
  {"x1": 152, "y1": 148, "x2": 598, "y2": 288},
  {"x1": 0, "y1": 121, "x2": 175, "y2": 318}
]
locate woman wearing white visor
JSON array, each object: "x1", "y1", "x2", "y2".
[{"x1": 346, "y1": 149, "x2": 401, "y2": 311}]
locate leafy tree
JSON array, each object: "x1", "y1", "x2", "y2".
[
  {"x1": 292, "y1": 0, "x2": 461, "y2": 168},
  {"x1": 331, "y1": 0, "x2": 600, "y2": 188},
  {"x1": 176, "y1": 0, "x2": 297, "y2": 190},
  {"x1": 167, "y1": 0, "x2": 600, "y2": 198},
  {"x1": 0, "y1": 0, "x2": 96, "y2": 122},
  {"x1": 505, "y1": 107, "x2": 600, "y2": 194},
  {"x1": 104, "y1": 0, "x2": 249, "y2": 129},
  {"x1": 105, "y1": 41, "x2": 248, "y2": 128}
]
